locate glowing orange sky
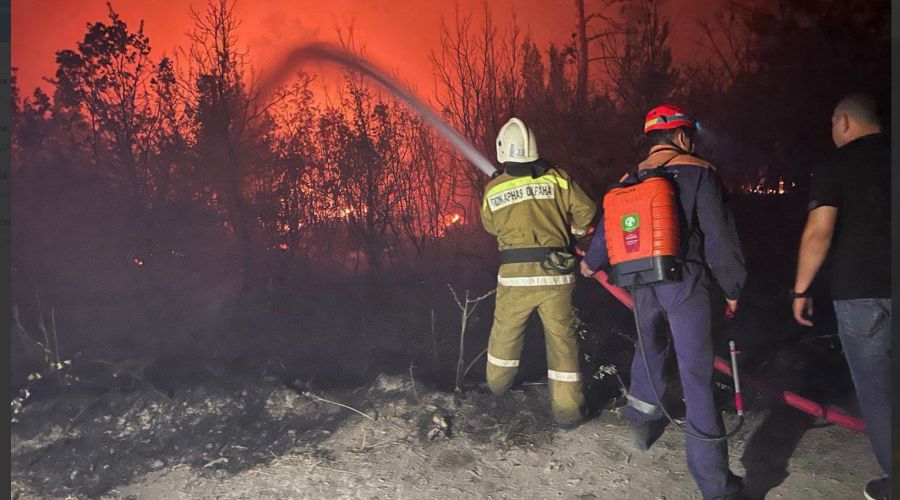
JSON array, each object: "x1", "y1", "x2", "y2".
[{"x1": 13, "y1": 0, "x2": 714, "y2": 100}]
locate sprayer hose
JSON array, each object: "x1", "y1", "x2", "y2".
[{"x1": 630, "y1": 285, "x2": 744, "y2": 442}]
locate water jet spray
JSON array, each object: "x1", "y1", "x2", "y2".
[{"x1": 257, "y1": 42, "x2": 497, "y2": 178}]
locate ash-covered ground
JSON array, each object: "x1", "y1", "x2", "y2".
[
  {"x1": 11, "y1": 276, "x2": 879, "y2": 500},
  {"x1": 11, "y1": 193, "x2": 880, "y2": 499},
  {"x1": 11, "y1": 370, "x2": 879, "y2": 500}
]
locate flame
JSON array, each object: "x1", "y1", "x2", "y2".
[
  {"x1": 741, "y1": 179, "x2": 792, "y2": 196},
  {"x1": 278, "y1": 243, "x2": 288, "y2": 251},
  {"x1": 445, "y1": 212, "x2": 462, "y2": 225},
  {"x1": 133, "y1": 258, "x2": 144, "y2": 267}
]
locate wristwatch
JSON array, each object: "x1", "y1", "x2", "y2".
[{"x1": 788, "y1": 289, "x2": 809, "y2": 299}]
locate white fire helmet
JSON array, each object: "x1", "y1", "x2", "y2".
[{"x1": 496, "y1": 117, "x2": 539, "y2": 164}]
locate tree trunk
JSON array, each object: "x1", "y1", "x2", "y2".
[
  {"x1": 575, "y1": 0, "x2": 589, "y2": 108},
  {"x1": 231, "y1": 197, "x2": 254, "y2": 296}
]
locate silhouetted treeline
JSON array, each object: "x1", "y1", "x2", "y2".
[{"x1": 11, "y1": 0, "x2": 890, "y2": 367}]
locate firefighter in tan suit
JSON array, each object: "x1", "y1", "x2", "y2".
[{"x1": 481, "y1": 117, "x2": 597, "y2": 427}]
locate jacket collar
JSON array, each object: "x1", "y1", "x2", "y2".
[
  {"x1": 503, "y1": 158, "x2": 553, "y2": 178},
  {"x1": 639, "y1": 146, "x2": 683, "y2": 170}
]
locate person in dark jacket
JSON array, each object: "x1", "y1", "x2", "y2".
[
  {"x1": 581, "y1": 104, "x2": 747, "y2": 500},
  {"x1": 791, "y1": 93, "x2": 890, "y2": 500}
]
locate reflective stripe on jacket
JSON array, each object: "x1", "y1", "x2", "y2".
[{"x1": 481, "y1": 162, "x2": 596, "y2": 285}]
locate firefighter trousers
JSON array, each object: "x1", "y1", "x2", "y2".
[
  {"x1": 625, "y1": 263, "x2": 739, "y2": 500},
  {"x1": 485, "y1": 282, "x2": 585, "y2": 426}
]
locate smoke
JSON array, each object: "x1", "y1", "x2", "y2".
[
  {"x1": 694, "y1": 124, "x2": 750, "y2": 174},
  {"x1": 257, "y1": 42, "x2": 498, "y2": 178}
]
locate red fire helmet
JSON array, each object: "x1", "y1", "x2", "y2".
[{"x1": 643, "y1": 104, "x2": 695, "y2": 135}]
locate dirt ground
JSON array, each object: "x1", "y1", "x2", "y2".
[{"x1": 11, "y1": 372, "x2": 880, "y2": 500}]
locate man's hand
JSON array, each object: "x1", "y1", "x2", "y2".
[
  {"x1": 579, "y1": 260, "x2": 595, "y2": 278},
  {"x1": 793, "y1": 297, "x2": 814, "y2": 326}
]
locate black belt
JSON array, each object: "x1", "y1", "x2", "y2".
[{"x1": 499, "y1": 247, "x2": 567, "y2": 264}]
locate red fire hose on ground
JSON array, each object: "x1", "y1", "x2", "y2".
[{"x1": 589, "y1": 269, "x2": 866, "y2": 434}]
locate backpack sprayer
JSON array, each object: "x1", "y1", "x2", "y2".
[
  {"x1": 604, "y1": 156, "x2": 744, "y2": 442},
  {"x1": 603, "y1": 168, "x2": 681, "y2": 288}
]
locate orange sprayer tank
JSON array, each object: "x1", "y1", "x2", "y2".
[{"x1": 602, "y1": 172, "x2": 681, "y2": 288}]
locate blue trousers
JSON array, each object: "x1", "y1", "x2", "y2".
[
  {"x1": 834, "y1": 298, "x2": 892, "y2": 477},
  {"x1": 624, "y1": 263, "x2": 738, "y2": 499}
]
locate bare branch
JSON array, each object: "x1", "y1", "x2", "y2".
[
  {"x1": 587, "y1": 31, "x2": 626, "y2": 41},
  {"x1": 462, "y1": 348, "x2": 488, "y2": 381},
  {"x1": 447, "y1": 283, "x2": 464, "y2": 310},
  {"x1": 302, "y1": 391, "x2": 376, "y2": 421}
]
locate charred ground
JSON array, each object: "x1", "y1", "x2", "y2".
[{"x1": 11, "y1": 193, "x2": 869, "y2": 498}]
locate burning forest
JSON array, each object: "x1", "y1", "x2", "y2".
[{"x1": 10, "y1": 0, "x2": 892, "y2": 499}]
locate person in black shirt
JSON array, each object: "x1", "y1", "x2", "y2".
[{"x1": 791, "y1": 93, "x2": 890, "y2": 500}]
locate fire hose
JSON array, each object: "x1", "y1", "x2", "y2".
[{"x1": 590, "y1": 268, "x2": 865, "y2": 434}]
